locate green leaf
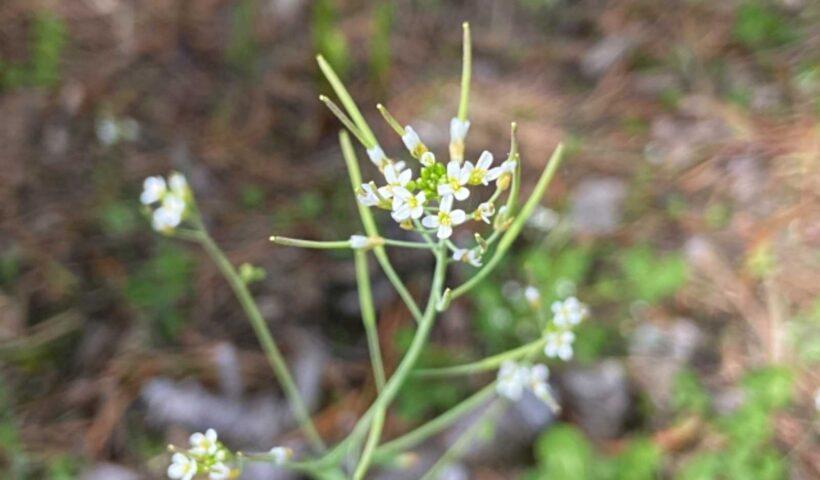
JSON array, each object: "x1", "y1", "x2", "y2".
[{"x1": 535, "y1": 424, "x2": 594, "y2": 480}]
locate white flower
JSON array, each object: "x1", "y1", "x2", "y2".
[
  {"x1": 551, "y1": 296, "x2": 588, "y2": 328},
  {"x1": 402, "y1": 126, "x2": 426, "y2": 157},
  {"x1": 421, "y1": 195, "x2": 466, "y2": 239},
  {"x1": 452, "y1": 248, "x2": 482, "y2": 267},
  {"x1": 151, "y1": 194, "x2": 186, "y2": 232},
  {"x1": 544, "y1": 330, "x2": 575, "y2": 361},
  {"x1": 449, "y1": 117, "x2": 470, "y2": 161},
  {"x1": 437, "y1": 160, "x2": 471, "y2": 201},
  {"x1": 524, "y1": 286, "x2": 541, "y2": 307},
  {"x1": 378, "y1": 163, "x2": 412, "y2": 199},
  {"x1": 167, "y1": 453, "x2": 197, "y2": 480},
  {"x1": 450, "y1": 117, "x2": 470, "y2": 144},
  {"x1": 474, "y1": 202, "x2": 495, "y2": 224},
  {"x1": 496, "y1": 361, "x2": 529, "y2": 401},
  {"x1": 168, "y1": 172, "x2": 189, "y2": 197},
  {"x1": 420, "y1": 151, "x2": 436, "y2": 167},
  {"x1": 269, "y1": 446, "x2": 293, "y2": 465},
  {"x1": 97, "y1": 118, "x2": 120, "y2": 145},
  {"x1": 464, "y1": 151, "x2": 494, "y2": 186},
  {"x1": 529, "y1": 364, "x2": 554, "y2": 404},
  {"x1": 367, "y1": 145, "x2": 388, "y2": 168},
  {"x1": 141, "y1": 176, "x2": 167, "y2": 205},
  {"x1": 209, "y1": 462, "x2": 231, "y2": 480},
  {"x1": 487, "y1": 159, "x2": 517, "y2": 184},
  {"x1": 391, "y1": 188, "x2": 426, "y2": 221},
  {"x1": 356, "y1": 182, "x2": 381, "y2": 207},
  {"x1": 189, "y1": 428, "x2": 219, "y2": 456}
]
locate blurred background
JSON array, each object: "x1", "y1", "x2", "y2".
[{"x1": 1, "y1": 0, "x2": 819, "y2": 478}]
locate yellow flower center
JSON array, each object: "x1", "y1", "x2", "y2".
[
  {"x1": 469, "y1": 169, "x2": 486, "y2": 185},
  {"x1": 438, "y1": 212, "x2": 452, "y2": 226}
]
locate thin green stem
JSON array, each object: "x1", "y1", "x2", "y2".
[
  {"x1": 376, "y1": 103, "x2": 406, "y2": 136},
  {"x1": 373, "y1": 382, "x2": 496, "y2": 460},
  {"x1": 270, "y1": 236, "x2": 351, "y2": 249},
  {"x1": 194, "y1": 228, "x2": 326, "y2": 452},
  {"x1": 419, "y1": 401, "x2": 503, "y2": 480},
  {"x1": 340, "y1": 131, "x2": 424, "y2": 323},
  {"x1": 350, "y1": 242, "x2": 448, "y2": 478},
  {"x1": 504, "y1": 122, "x2": 521, "y2": 215},
  {"x1": 383, "y1": 238, "x2": 435, "y2": 250},
  {"x1": 451, "y1": 143, "x2": 565, "y2": 300},
  {"x1": 319, "y1": 95, "x2": 370, "y2": 147},
  {"x1": 355, "y1": 250, "x2": 386, "y2": 390},
  {"x1": 317, "y1": 55, "x2": 376, "y2": 146},
  {"x1": 458, "y1": 22, "x2": 472, "y2": 121},
  {"x1": 353, "y1": 408, "x2": 385, "y2": 480},
  {"x1": 413, "y1": 338, "x2": 545, "y2": 378}
]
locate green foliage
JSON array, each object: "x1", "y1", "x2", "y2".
[
  {"x1": 1, "y1": 11, "x2": 66, "y2": 89},
  {"x1": 616, "y1": 246, "x2": 687, "y2": 304},
  {"x1": 239, "y1": 262, "x2": 266, "y2": 284},
  {"x1": 671, "y1": 369, "x2": 710, "y2": 416},
  {"x1": 226, "y1": 0, "x2": 258, "y2": 74},
  {"x1": 97, "y1": 200, "x2": 140, "y2": 236},
  {"x1": 676, "y1": 366, "x2": 793, "y2": 480},
  {"x1": 393, "y1": 327, "x2": 464, "y2": 421},
  {"x1": 124, "y1": 241, "x2": 195, "y2": 339},
  {"x1": 369, "y1": 2, "x2": 393, "y2": 86},
  {"x1": 312, "y1": 0, "x2": 350, "y2": 79},
  {"x1": 733, "y1": 1, "x2": 797, "y2": 50},
  {"x1": 531, "y1": 424, "x2": 661, "y2": 480}
]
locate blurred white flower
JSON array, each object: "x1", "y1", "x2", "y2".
[
  {"x1": 402, "y1": 126, "x2": 426, "y2": 157},
  {"x1": 168, "y1": 172, "x2": 189, "y2": 197},
  {"x1": 487, "y1": 159, "x2": 517, "y2": 186},
  {"x1": 551, "y1": 296, "x2": 588, "y2": 328},
  {"x1": 420, "y1": 151, "x2": 436, "y2": 167},
  {"x1": 496, "y1": 361, "x2": 529, "y2": 401},
  {"x1": 391, "y1": 188, "x2": 426, "y2": 222},
  {"x1": 814, "y1": 388, "x2": 820, "y2": 412},
  {"x1": 437, "y1": 161, "x2": 471, "y2": 201},
  {"x1": 151, "y1": 194, "x2": 186, "y2": 232},
  {"x1": 167, "y1": 453, "x2": 197, "y2": 480},
  {"x1": 349, "y1": 235, "x2": 370, "y2": 250},
  {"x1": 452, "y1": 248, "x2": 481, "y2": 267},
  {"x1": 528, "y1": 364, "x2": 552, "y2": 403},
  {"x1": 524, "y1": 286, "x2": 541, "y2": 308},
  {"x1": 356, "y1": 182, "x2": 381, "y2": 207},
  {"x1": 450, "y1": 118, "x2": 470, "y2": 144},
  {"x1": 422, "y1": 195, "x2": 466, "y2": 239},
  {"x1": 474, "y1": 202, "x2": 495, "y2": 224},
  {"x1": 378, "y1": 163, "x2": 412, "y2": 199},
  {"x1": 367, "y1": 145, "x2": 388, "y2": 169},
  {"x1": 141, "y1": 176, "x2": 167, "y2": 205},
  {"x1": 189, "y1": 428, "x2": 219, "y2": 456},
  {"x1": 544, "y1": 330, "x2": 575, "y2": 361},
  {"x1": 465, "y1": 151, "x2": 494, "y2": 186},
  {"x1": 208, "y1": 462, "x2": 231, "y2": 480},
  {"x1": 269, "y1": 446, "x2": 293, "y2": 465}
]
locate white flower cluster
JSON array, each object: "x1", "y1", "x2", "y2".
[
  {"x1": 543, "y1": 296, "x2": 589, "y2": 361},
  {"x1": 496, "y1": 361, "x2": 552, "y2": 404},
  {"x1": 167, "y1": 429, "x2": 232, "y2": 480},
  {"x1": 167, "y1": 429, "x2": 292, "y2": 480},
  {"x1": 140, "y1": 172, "x2": 190, "y2": 232},
  {"x1": 354, "y1": 118, "x2": 516, "y2": 259}
]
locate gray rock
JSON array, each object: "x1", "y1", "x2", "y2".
[
  {"x1": 561, "y1": 360, "x2": 629, "y2": 439},
  {"x1": 569, "y1": 178, "x2": 627, "y2": 235},
  {"x1": 581, "y1": 35, "x2": 636, "y2": 78}
]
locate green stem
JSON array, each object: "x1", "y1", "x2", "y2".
[
  {"x1": 413, "y1": 338, "x2": 545, "y2": 378},
  {"x1": 451, "y1": 143, "x2": 564, "y2": 300},
  {"x1": 318, "y1": 55, "x2": 376, "y2": 146},
  {"x1": 373, "y1": 382, "x2": 496, "y2": 460},
  {"x1": 458, "y1": 22, "x2": 472, "y2": 121},
  {"x1": 340, "y1": 131, "x2": 424, "y2": 323},
  {"x1": 353, "y1": 408, "x2": 385, "y2": 480},
  {"x1": 355, "y1": 250, "x2": 386, "y2": 390},
  {"x1": 419, "y1": 401, "x2": 503, "y2": 480},
  {"x1": 195, "y1": 229, "x2": 326, "y2": 452},
  {"x1": 319, "y1": 95, "x2": 370, "y2": 147},
  {"x1": 383, "y1": 238, "x2": 434, "y2": 250},
  {"x1": 350, "y1": 242, "x2": 449, "y2": 478},
  {"x1": 270, "y1": 236, "x2": 350, "y2": 249},
  {"x1": 376, "y1": 103, "x2": 406, "y2": 136}
]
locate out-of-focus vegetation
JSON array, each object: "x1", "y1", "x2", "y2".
[{"x1": 1, "y1": 0, "x2": 818, "y2": 478}]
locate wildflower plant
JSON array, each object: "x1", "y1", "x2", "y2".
[{"x1": 148, "y1": 23, "x2": 577, "y2": 479}]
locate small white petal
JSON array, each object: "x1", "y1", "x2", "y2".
[
  {"x1": 437, "y1": 224, "x2": 453, "y2": 239},
  {"x1": 349, "y1": 235, "x2": 370, "y2": 249},
  {"x1": 449, "y1": 209, "x2": 466, "y2": 225},
  {"x1": 422, "y1": 215, "x2": 439, "y2": 228},
  {"x1": 367, "y1": 145, "x2": 387, "y2": 167}
]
